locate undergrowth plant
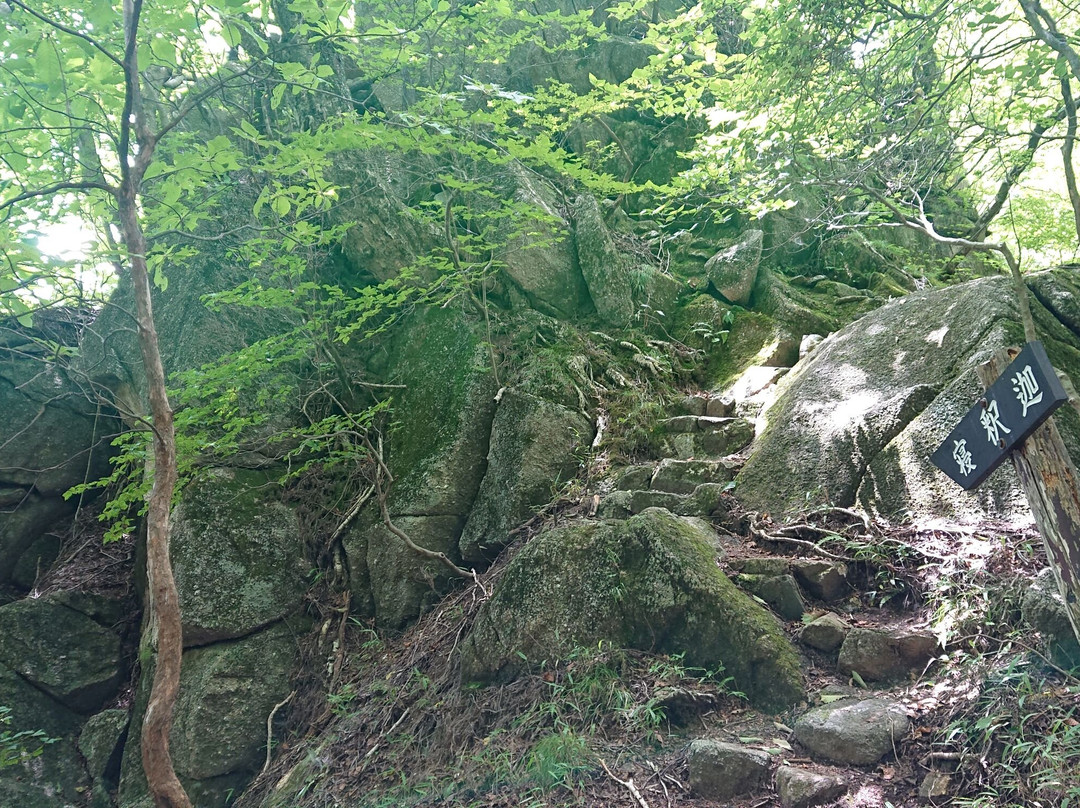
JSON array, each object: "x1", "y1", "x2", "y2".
[
  {"x1": 940, "y1": 657, "x2": 1080, "y2": 808},
  {"x1": 0, "y1": 706, "x2": 56, "y2": 770}
]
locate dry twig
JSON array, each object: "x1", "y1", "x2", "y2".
[{"x1": 599, "y1": 758, "x2": 652, "y2": 808}]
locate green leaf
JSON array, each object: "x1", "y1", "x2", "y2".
[{"x1": 271, "y1": 195, "x2": 291, "y2": 217}]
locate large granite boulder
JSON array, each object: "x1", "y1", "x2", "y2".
[
  {"x1": 345, "y1": 306, "x2": 498, "y2": 629},
  {"x1": 735, "y1": 273, "x2": 1080, "y2": 523},
  {"x1": 170, "y1": 468, "x2": 308, "y2": 645},
  {"x1": 460, "y1": 508, "x2": 804, "y2": 712},
  {"x1": 119, "y1": 622, "x2": 299, "y2": 808},
  {"x1": 0, "y1": 596, "x2": 123, "y2": 713},
  {"x1": 0, "y1": 317, "x2": 119, "y2": 591},
  {"x1": 458, "y1": 389, "x2": 594, "y2": 565},
  {"x1": 573, "y1": 194, "x2": 636, "y2": 326}
]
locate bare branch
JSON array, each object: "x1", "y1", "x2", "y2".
[{"x1": 0, "y1": 180, "x2": 117, "y2": 213}]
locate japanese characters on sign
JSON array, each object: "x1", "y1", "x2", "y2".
[{"x1": 931, "y1": 341, "x2": 1069, "y2": 490}]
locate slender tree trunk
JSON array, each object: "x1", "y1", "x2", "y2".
[
  {"x1": 119, "y1": 1, "x2": 190, "y2": 805},
  {"x1": 118, "y1": 191, "x2": 189, "y2": 808}
]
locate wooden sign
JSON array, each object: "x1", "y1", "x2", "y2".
[{"x1": 931, "y1": 341, "x2": 1068, "y2": 490}]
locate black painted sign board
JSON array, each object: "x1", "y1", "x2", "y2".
[{"x1": 931, "y1": 341, "x2": 1068, "y2": 490}]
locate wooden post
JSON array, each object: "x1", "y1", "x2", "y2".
[{"x1": 978, "y1": 348, "x2": 1080, "y2": 646}]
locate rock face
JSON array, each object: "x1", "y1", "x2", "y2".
[
  {"x1": 496, "y1": 165, "x2": 593, "y2": 319},
  {"x1": 171, "y1": 468, "x2": 308, "y2": 645},
  {"x1": 460, "y1": 508, "x2": 804, "y2": 712},
  {"x1": 736, "y1": 275, "x2": 1053, "y2": 522},
  {"x1": 346, "y1": 307, "x2": 498, "y2": 630},
  {"x1": 687, "y1": 740, "x2": 771, "y2": 799},
  {"x1": 459, "y1": 389, "x2": 594, "y2": 565},
  {"x1": 794, "y1": 698, "x2": 911, "y2": 765}
]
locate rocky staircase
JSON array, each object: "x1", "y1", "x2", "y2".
[{"x1": 596, "y1": 390, "x2": 950, "y2": 808}]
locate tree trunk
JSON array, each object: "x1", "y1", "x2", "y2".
[
  {"x1": 978, "y1": 348, "x2": 1080, "y2": 647},
  {"x1": 117, "y1": 192, "x2": 189, "y2": 808}
]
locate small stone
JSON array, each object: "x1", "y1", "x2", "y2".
[
  {"x1": 628, "y1": 489, "x2": 686, "y2": 514},
  {"x1": 615, "y1": 465, "x2": 655, "y2": 491},
  {"x1": 660, "y1": 415, "x2": 699, "y2": 433},
  {"x1": 776, "y1": 765, "x2": 847, "y2": 808},
  {"x1": 895, "y1": 629, "x2": 939, "y2": 666},
  {"x1": 792, "y1": 559, "x2": 849, "y2": 602},
  {"x1": 675, "y1": 394, "x2": 708, "y2": 416},
  {"x1": 651, "y1": 459, "x2": 734, "y2": 494},
  {"x1": 597, "y1": 490, "x2": 633, "y2": 519},
  {"x1": 799, "y1": 613, "x2": 850, "y2": 652},
  {"x1": 732, "y1": 557, "x2": 790, "y2": 576},
  {"x1": 919, "y1": 770, "x2": 951, "y2": 800},
  {"x1": 673, "y1": 483, "x2": 729, "y2": 518},
  {"x1": 705, "y1": 395, "x2": 735, "y2": 418},
  {"x1": 838, "y1": 628, "x2": 938, "y2": 682},
  {"x1": 738, "y1": 573, "x2": 806, "y2": 620},
  {"x1": 794, "y1": 698, "x2": 910, "y2": 765},
  {"x1": 687, "y1": 740, "x2": 770, "y2": 800}
]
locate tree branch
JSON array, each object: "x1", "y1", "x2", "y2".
[
  {"x1": 1061, "y1": 77, "x2": 1080, "y2": 244},
  {"x1": 0, "y1": 180, "x2": 116, "y2": 213},
  {"x1": 7, "y1": 0, "x2": 124, "y2": 69}
]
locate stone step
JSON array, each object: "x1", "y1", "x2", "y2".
[
  {"x1": 598, "y1": 483, "x2": 730, "y2": 520},
  {"x1": 728, "y1": 556, "x2": 850, "y2": 603},
  {"x1": 672, "y1": 393, "x2": 736, "y2": 418},
  {"x1": 659, "y1": 416, "x2": 755, "y2": 459}
]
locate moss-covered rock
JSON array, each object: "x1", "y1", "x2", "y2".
[
  {"x1": 344, "y1": 306, "x2": 500, "y2": 628},
  {"x1": 460, "y1": 508, "x2": 804, "y2": 712},
  {"x1": 495, "y1": 165, "x2": 592, "y2": 319},
  {"x1": 459, "y1": 389, "x2": 594, "y2": 565},
  {"x1": 171, "y1": 468, "x2": 308, "y2": 645},
  {"x1": 0, "y1": 597, "x2": 123, "y2": 713},
  {"x1": 79, "y1": 709, "x2": 129, "y2": 808},
  {"x1": 736, "y1": 276, "x2": 1037, "y2": 521},
  {"x1": 750, "y1": 267, "x2": 838, "y2": 337},
  {"x1": 573, "y1": 194, "x2": 636, "y2": 326},
  {"x1": 361, "y1": 514, "x2": 465, "y2": 632},
  {"x1": 385, "y1": 306, "x2": 498, "y2": 517},
  {"x1": 119, "y1": 622, "x2": 299, "y2": 808},
  {"x1": 706, "y1": 229, "x2": 763, "y2": 307}
]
